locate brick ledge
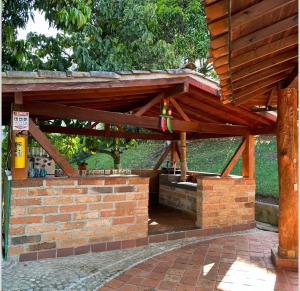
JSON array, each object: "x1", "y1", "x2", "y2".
[{"x1": 18, "y1": 222, "x2": 256, "y2": 262}]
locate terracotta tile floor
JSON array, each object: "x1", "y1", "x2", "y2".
[{"x1": 98, "y1": 231, "x2": 298, "y2": 291}]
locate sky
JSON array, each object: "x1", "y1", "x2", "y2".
[{"x1": 17, "y1": 11, "x2": 59, "y2": 39}]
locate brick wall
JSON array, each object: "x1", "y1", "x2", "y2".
[
  {"x1": 8, "y1": 176, "x2": 149, "y2": 260},
  {"x1": 196, "y1": 176, "x2": 256, "y2": 228}
]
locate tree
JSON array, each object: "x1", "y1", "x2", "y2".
[
  {"x1": 2, "y1": 0, "x2": 212, "y2": 168},
  {"x1": 2, "y1": 0, "x2": 210, "y2": 73}
]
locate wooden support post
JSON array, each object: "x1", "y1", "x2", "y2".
[
  {"x1": 11, "y1": 93, "x2": 28, "y2": 180},
  {"x1": 153, "y1": 143, "x2": 172, "y2": 170},
  {"x1": 170, "y1": 141, "x2": 178, "y2": 169},
  {"x1": 271, "y1": 88, "x2": 298, "y2": 270},
  {"x1": 221, "y1": 138, "x2": 246, "y2": 177},
  {"x1": 242, "y1": 135, "x2": 255, "y2": 179},
  {"x1": 180, "y1": 132, "x2": 187, "y2": 182},
  {"x1": 29, "y1": 119, "x2": 78, "y2": 177}
]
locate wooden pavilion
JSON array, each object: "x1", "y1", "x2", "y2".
[
  {"x1": 2, "y1": 69, "x2": 275, "y2": 262},
  {"x1": 203, "y1": 0, "x2": 298, "y2": 269}
]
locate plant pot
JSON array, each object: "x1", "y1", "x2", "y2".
[{"x1": 78, "y1": 164, "x2": 87, "y2": 171}]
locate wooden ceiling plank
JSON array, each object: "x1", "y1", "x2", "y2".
[
  {"x1": 205, "y1": 1, "x2": 227, "y2": 23},
  {"x1": 231, "y1": 0, "x2": 296, "y2": 28},
  {"x1": 210, "y1": 33, "x2": 228, "y2": 50},
  {"x1": 232, "y1": 14, "x2": 298, "y2": 54},
  {"x1": 232, "y1": 64, "x2": 295, "y2": 91},
  {"x1": 208, "y1": 18, "x2": 229, "y2": 38},
  {"x1": 187, "y1": 85, "x2": 275, "y2": 126},
  {"x1": 232, "y1": 50, "x2": 298, "y2": 82},
  {"x1": 278, "y1": 66, "x2": 298, "y2": 88},
  {"x1": 231, "y1": 34, "x2": 298, "y2": 69}
]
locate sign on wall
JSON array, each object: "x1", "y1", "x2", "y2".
[{"x1": 12, "y1": 111, "x2": 29, "y2": 131}]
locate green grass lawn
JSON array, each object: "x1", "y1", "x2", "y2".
[{"x1": 85, "y1": 136, "x2": 278, "y2": 198}]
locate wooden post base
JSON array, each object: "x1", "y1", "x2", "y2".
[{"x1": 271, "y1": 248, "x2": 298, "y2": 271}]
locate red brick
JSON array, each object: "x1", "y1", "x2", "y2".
[
  {"x1": 19, "y1": 252, "x2": 38, "y2": 261},
  {"x1": 28, "y1": 206, "x2": 58, "y2": 214},
  {"x1": 78, "y1": 179, "x2": 104, "y2": 185},
  {"x1": 28, "y1": 242, "x2": 56, "y2": 251},
  {"x1": 12, "y1": 179, "x2": 43, "y2": 188},
  {"x1": 112, "y1": 216, "x2": 135, "y2": 225},
  {"x1": 137, "y1": 200, "x2": 148, "y2": 208},
  {"x1": 76, "y1": 195, "x2": 100, "y2": 203},
  {"x1": 104, "y1": 177, "x2": 128, "y2": 185},
  {"x1": 11, "y1": 207, "x2": 26, "y2": 216},
  {"x1": 74, "y1": 245, "x2": 90, "y2": 255},
  {"x1": 235, "y1": 197, "x2": 248, "y2": 202},
  {"x1": 9, "y1": 226, "x2": 25, "y2": 236},
  {"x1": 128, "y1": 224, "x2": 147, "y2": 232},
  {"x1": 127, "y1": 177, "x2": 149, "y2": 184},
  {"x1": 103, "y1": 194, "x2": 126, "y2": 202},
  {"x1": 27, "y1": 224, "x2": 57, "y2": 234},
  {"x1": 91, "y1": 242, "x2": 107, "y2": 252},
  {"x1": 167, "y1": 232, "x2": 185, "y2": 240},
  {"x1": 136, "y1": 237, "x2": 148, "y2": 247},
  {"x1": 114, "y1": 186, "x2": 136, "y2": 193},
  {"x1": 45, "y1": 214, "x2": 71, "y2": 222},
  {"x1": 107, "y1": 241, "x2": 121, "y2": 251},
  {"x1": 43, "y1": 197, "x2": 73, "y2": 205},
  {"x1": 11, "y1": 216, "x2": 42, "y2": 225},
  {"x1": 46, "y1": 179, "x2": 77, "y2": 186},
  {"x1": 60, "y1": 221, "x2": 85, "y2": 230},
  {"x1": 11, "y1": 189, "x2": 28, "y2": 197},
  {"x1": 101, "y1": 209, "x2": 126, "y2": 217},
  {"x1": 245, "y1": 202, "x2": 254, "y2": 208},
  {"x1": 149, "y1": 234, "x2": 167, "y2": 243},
  {"x1": 136, "y1": 215, "x2": 148, "y2": 223},
  {"x1": 89, "y1": 203, "x2": 113, "y2": 210},
  {"x1": 60, "y1": 204, "x2": 87, "y2": 213},
  {"x1": 121, "y1": 239, "x2": 136, "y2": 249},
  {"x1": 62, "y1": 188, "x2": 87, "y2": 195},
  {"x1": 37, "y1": 249, "x2": 57, "y2": 260},
  {"x1": 8, "y1": 245, "x2": 24, "y2": 255},
  {"x1": 11, "y1": 198, "x2": 41, "y2": 206},
  {"x1": 57, "y1": 247, "x2": 74, "y2": 257},
  {"x1": 28, "y1": 188, "x2": 53, "y2": 196},
  {"x1": 74, "y1": 212, "x2": 98, "y2": 220}
]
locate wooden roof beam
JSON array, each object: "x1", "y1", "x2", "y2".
[
  {"x1": 21, "y1": 101, "x2": 250, "y2": 135},
  {"x1": 39, "y1": 125, "x2": 176, "y2": 140},
  {"x1": 278, "y1": 66, "x2": 298, "y2": 89}
]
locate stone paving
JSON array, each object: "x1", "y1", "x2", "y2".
[
  {"x1": 2, "y1": 229, "x2": 297, "y2": 291},
  {"x1": 99, "y1": 231, "x2": 298, "y2": 291}
]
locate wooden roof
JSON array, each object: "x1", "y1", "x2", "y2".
[
  {"x1": 204, "y1": 0, "x2": 298, "y2": 109},
  {"x1": 2, "y1": 69, "x2": 276, "y2": 138}
]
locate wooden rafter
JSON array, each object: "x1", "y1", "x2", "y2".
[
  {"x1": 153, "y1": 143, "x2": 172, "y2": 170},
  {"x1": 221, "y1": 138, "x2": 246, "y2": 177},
  {"x1": 135, "y1": 94, "x2": 162, "y2": 116},
  {"x1": 266, "y1": 88, "x2": 277, "y2": 107},
  {"x1": 29, "y1": 119, "x2": 78, "y2": 177},
  {"x1": 170, "y1": 97, "x2": 190, "y2": 121}
]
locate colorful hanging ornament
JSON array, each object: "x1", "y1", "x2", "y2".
[{"x1": 160, "y1": 97, "x2": 173, "y2": 133}]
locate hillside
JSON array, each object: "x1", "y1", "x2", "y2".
[{"x1": 85, "y1": 136, "x2": 278, "y2": 198}]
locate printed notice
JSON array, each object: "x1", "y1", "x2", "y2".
[{"x1": 12, "y1": 111, "x2": 29, "y2": 131}]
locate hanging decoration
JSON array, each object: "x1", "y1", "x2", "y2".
[{"x1": 160, "y1": 97, "x2": 173, "y2": 133}]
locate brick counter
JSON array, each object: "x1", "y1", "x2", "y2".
[
  {"x1": 8, "y1": 176, "x2": 149, "y2": 261},
  {"x1": 197, "y1": 176, "x2": 256, "y2": 228}
]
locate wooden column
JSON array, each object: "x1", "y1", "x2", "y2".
[
  {"x1": 180, "y1": 132, "x2": 187, "y2": 182},
  {"x1": 11, "y1": 93, "x2": 28, "y2": 180},
  {"x1": 170, "y1": 141, "x2": 178, "y2": 169},
  {"x1": 242, "y1": 135, "x2": 255, "y2": 179},
  {"x1": 272, "y1": 88, "x2": 298, "y2": 269}
]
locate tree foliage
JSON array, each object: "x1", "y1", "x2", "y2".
[{"x1": 2, "y1": 0, "x2": 210, "y2": 73}]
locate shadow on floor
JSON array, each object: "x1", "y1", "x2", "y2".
[{"x1": 148, "y1": 204, "x2": 197, "y2": 235}]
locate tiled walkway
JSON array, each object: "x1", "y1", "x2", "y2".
[{"x1": 98, "y1": 231, "x2": 298, "y2": 291}]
